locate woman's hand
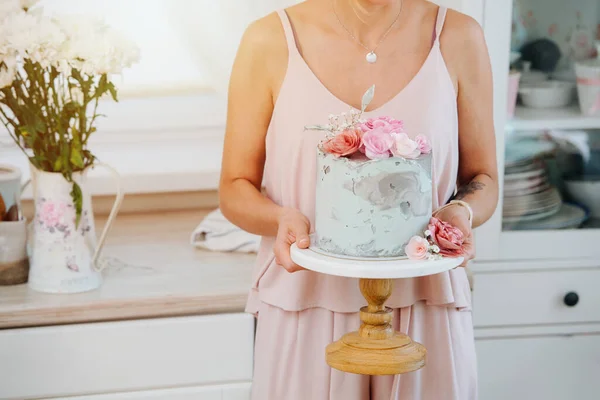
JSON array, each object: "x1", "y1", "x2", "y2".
[
  {"x1": 433, "y1": 204, "x2": 474, "y2": 267},
  {"x1": 274, "y1": 208, "x2": 311, "y2": 273}
]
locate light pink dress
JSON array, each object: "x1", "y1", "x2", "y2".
[{"x1": 249, "y1": 7, "x2": 477, "y2": 400}]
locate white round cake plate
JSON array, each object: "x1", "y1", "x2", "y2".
[{"x1": 290, "y1": 244, "x2": 464, "y2": 279}]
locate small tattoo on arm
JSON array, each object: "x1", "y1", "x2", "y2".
[{"x1": 453, "y1": 181, "x2": 485, "y2": 200}]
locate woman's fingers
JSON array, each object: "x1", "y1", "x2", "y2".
[
  {"x1": 274, "y1": 234, "x2": 305, "y2": 273},
  {"x1": 459, "y1": 236, "x2": 476, "y2": 267}
]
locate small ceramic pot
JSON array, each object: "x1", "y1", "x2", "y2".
[{"x1": 0, "y1": 218, "x2": 29, "y2": 285}]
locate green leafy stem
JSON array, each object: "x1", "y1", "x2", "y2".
[{"x1": 0, "y1": 60, "x2": 119, "y2": 224}]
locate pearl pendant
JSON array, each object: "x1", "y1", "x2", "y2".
[{"x1": 366, "y1": 51, "x2": 377, "y2": 64}]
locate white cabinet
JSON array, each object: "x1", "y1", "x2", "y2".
[
  {"x1": 50, "y1": 383, "x2": 251, "y2": 400},
  {"x1": 471, "y1": 0, "x2": 600, "y2": 397},
  {"x1": 472, "y1": 259, "x2": 600, "y2": 400},
  {"x1": 477, "y1": 335, "x2": 600, "y2": 400},
  {"x1": 222, "y1": 384, "x2": 253, "y2": 400},
  {"x1": 473, "y1": 268, "x2": 600, "y2": 327},
  {"x1": 0, "y1": 314, "x2": 254, "y2": 400}
]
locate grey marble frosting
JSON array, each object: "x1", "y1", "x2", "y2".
[{"x1": 315, "y1": 151, "x2": 433, "y2": 257}]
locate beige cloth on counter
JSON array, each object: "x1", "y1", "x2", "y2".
[{"x1": 190, "y1": 209, "x2": 260, "y2": 253}]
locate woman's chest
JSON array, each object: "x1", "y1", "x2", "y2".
[
  {"x1": 269, "y1": 88, "x2": 457, "y2": 165},
  {"x1": 299, "y1": 46, "x2": 435, "y2": 111}
]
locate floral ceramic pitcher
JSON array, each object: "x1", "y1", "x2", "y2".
[{"x1": 27, "y1": 163, "x2": 123, "y2": 293}]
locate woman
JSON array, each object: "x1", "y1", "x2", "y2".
[{"x1": 219, "y1": 0, "x2": 498, "y2": 399}]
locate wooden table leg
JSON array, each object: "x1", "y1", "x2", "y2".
[{"x1": 325, "y1": 278, "x2": 427, "y2": 375}]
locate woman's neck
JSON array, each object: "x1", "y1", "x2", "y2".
[{"x1": 333, "y1": 0, "x2": 403, "y2": 47}]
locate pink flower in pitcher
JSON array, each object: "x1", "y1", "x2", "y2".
[
  {"x1": 322, "y1": 129, "x2": 362, "y2": 157},
  {"x1": 40, "y1": 202, "x2": 61, "y2": 227},
  {"x1": 39, "y1": 200, "x2": 71, "y2": 231},
  {"x1": 391, "y1": 132, "x2": 421, "y2": 159},
  {"x1": 362, "y1": 130, "x2": 394, "y2": 159},
  {"x1": 415, "y1": 135, "x2": 432, "y2": 154},
  {"x1": 405, "y1": 236, "x2": 429, "y2": 260},
  {"x1": 427, "y1": 217, "x2": 465, "y2": 257}
]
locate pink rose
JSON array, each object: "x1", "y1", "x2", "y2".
[
  {"x1": 39, "y1": 201, "x2": 69, "y2": 227},
  {"x1": 40, "y1": 202, "x2": 60, "y2": 227},
  {"x1": 360, "y1": 116, "x2": 404, "y2": 134},
  {"x1": 361, "y1": 130, "x2": 394, "y2": 159},
  {"x1": 322, "y1": 129, "x2": 362, "y2": 157},
  {"x1": 391, "y1": 132, "x2": 421, "y2": 159},
  {"x1": 415, "y1": 135, "x2": 432, "y2": 154},
  {"x1": 427, "y1": 217, "x2": 465, "y2": 257},
  {"x1": 405, "y1": 236, "x2": 429, "y2": 260}
]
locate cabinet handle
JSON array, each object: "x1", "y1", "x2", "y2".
[{"x1": 563, "y1": 292, "x2": 579, "y2": 307}]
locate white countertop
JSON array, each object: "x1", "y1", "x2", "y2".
[{"x1": 0, "y1": 210, "x2": 256, "y2": 329}]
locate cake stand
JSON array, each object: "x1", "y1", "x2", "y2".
[{"x1": 290, "y1": 244, "x2": 463, "y2": 376}]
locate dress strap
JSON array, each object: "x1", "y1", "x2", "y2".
[
  {"x1": 433, "y1": 6, "x2": 448, "y2": 43},
  {"x1": 277, "y1": 10, "x2": 298, "y2": 57}
]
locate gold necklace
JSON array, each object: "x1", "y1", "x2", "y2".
[{"x1": 332, "y1": 0, "x2": 403, "y2": 64}]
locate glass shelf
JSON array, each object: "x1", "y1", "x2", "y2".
[
  {"x1": 507, "y1": 106, "x2": 600, "y2": 132},
  {"x1": 501, "y1": 133, "x2": 599, "y2": 233}
]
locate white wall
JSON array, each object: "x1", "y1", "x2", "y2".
[
  {"x1": 37, "y1": 0, "x2": 481, "y2": 98},
  {"x1": 39, "y1": 0, "x2": 208, "y2": 96}
]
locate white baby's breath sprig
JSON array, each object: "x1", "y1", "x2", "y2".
[
  {"x1": 427, "y1": 253, "x2": 443, "y2": 261},
  {"x1": 305, "y1": 85, "x2": 375, "y2": 135}
]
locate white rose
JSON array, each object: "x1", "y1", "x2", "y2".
[
  {"x1": 2, "y1": 10, "x2": 64, "y2": 68},
  {"x1": 56, "y1": 15, "x2": 139, "y2": 75},
  {"x1": 0, "y1": 0, "x2": 20, "y2": 20},
  {"x1": 391, "y1": 132, "x2": 421, "y2": 159},
  {"x1": 0, "y1": 52, "x2": 17, "y2": 88},
  {"x1": 20, "y1": 0, "x2": 39, "y2": 10}
]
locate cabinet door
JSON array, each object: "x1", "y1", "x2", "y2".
[
  {"x1": 49, "y1": 383, "x2": 251, "y2": 400},
  {"x1": 0, "y1": 314, "x2": 254, "y2": 399},
  {"x1": 57, "y1": 386, "x2": 221, "y2": 400},
  {"x1": 222, "y1": 382, "x2": 252, "y2": 400},
  {"x1": 473, "y1": 269, "x2": 600, "y2": 327},
  {"x1": 477, "y1": 335, "x2": 600, "y2": 400}
]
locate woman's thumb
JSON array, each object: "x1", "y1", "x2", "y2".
[{"x1": 296, "y1": 231, "x2": 310, "y2": 249}]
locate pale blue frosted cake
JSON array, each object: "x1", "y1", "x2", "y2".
[{"x1": 314, "y1": 151, "x2": 433, "y2": 258}]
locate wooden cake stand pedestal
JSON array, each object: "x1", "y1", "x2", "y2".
[{"x1": 291, "y1": 244, "x2": 463, "y2": 376}]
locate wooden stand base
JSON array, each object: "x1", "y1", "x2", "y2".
[{"x1": 325, "y1": 278, "x2": 426, "y2": 375}]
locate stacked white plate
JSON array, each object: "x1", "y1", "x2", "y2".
[
  {"x1": 503, "y1": 138, "x2": 588, "y2": 230},
  {"x1": 503, "y1": 161, "x2": 562, "y2": 223}
]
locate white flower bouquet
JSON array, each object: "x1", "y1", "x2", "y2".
[{"x1": 0, "y1": 0, "x2": 139, "y2": 218}]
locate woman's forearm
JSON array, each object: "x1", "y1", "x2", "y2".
[
  {"x1": 451, "y1": 174, "x2": 498, "y2": 228},
  {"x1": 220, "y1": 179, "x2": 283, "y2": 237}
]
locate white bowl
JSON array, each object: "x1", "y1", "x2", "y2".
[
  {"x1": 519, "y1": 81, "x2": 575, "y2": 109},
  {"x1": 565, "y1": 177, "x2": 600, "y2": 218}
]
